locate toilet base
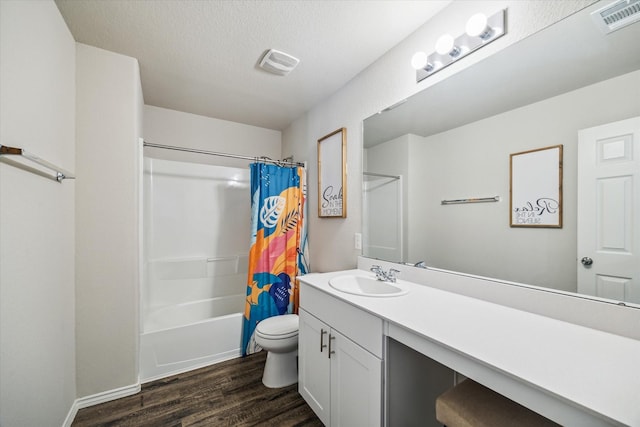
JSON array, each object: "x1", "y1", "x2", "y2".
[{"x1": 262, "y1": 349, "x2": 298, "y2": 388}]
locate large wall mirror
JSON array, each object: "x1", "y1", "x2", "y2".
[{"x1": 363, "y1": 1, "x2": 640, "y2": 305}]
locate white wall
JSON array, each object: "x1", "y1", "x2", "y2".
[
  {"x1": 144, "y1": 105, "x2": 281, "y2": 168},
  {"x1": 410, "y1": 70, "x2": 640, "y2": 291},
  {"x1": 0, "y1": 1, "x2": 76, "y2": 425},
  {"x1": 75, "y1": 44, "x2": 143, "y2": 397},
  {"x1": 283, "y1": 0, "x2": 595, "y2": 272}
]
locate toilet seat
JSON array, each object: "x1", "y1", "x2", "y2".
[{"x1": 256, "y1": 314, "x2": 299, "y2": 340}]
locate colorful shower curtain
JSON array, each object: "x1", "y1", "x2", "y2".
[{"x1": 242, "y1": 162, "x2": 309, "y2": 356}]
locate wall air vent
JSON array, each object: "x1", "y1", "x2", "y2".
[
  {"x1": 591, "y1": 0, "x2": 640, "y2": 34},
  {"x1": 258, "y1": 49, "x2": 300, "y2": 76}
]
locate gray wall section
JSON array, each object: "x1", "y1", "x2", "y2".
[
  {"x1": 75, "y1": 43, "x2": 142, "y2": 397},
  {"x1": 0, "y1": 1, "x2": 77, "y2": 425}
]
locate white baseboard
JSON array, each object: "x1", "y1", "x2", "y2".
[{"x1": 62, "y1": 382, "x2": 141, "y2": 427}]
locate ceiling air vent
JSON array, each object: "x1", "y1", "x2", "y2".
[
  {"x1": 591, "y1": 0, "x2": 640, "y2": 34},
  {"x1": 258, "y1": 49, "x2": 300, "y2": 76}
]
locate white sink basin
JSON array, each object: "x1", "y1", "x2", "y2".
[{"x1": 329, "y1": 275, "x2": 410, "y2": 297}]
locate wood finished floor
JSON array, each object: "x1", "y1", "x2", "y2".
[{"x1": 72, "y1": 351, "x2": 323, "y2": 427}]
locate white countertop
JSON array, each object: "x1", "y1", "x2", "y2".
[{"x1": 298, "y1": 269, "x2": 640, "y2": 426}]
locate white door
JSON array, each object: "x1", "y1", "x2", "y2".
[
  {"x1": 330, "y1": 329, "x2": 382, "y2": 427},
  {"x1": 577, "y1": 117, "x2": 640, "y2": 303},
  {"x1": 298, "y1": 309, "x2": 331, "y2": 425}
]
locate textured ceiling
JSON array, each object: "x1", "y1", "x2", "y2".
[{"x1": 55, "y1": 0, "x2": 451, "y2": 131}]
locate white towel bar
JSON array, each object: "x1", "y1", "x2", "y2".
[{"x1": 0, "y1": 144, "x2": 75, "y2": 183}]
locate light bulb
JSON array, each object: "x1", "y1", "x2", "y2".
[
  {"x1": 466, "y1": 13, "x2": 493, "y2": 39},
  {"x1": 435, "y1": 34, "x2": 460, "y2": 57},
  {"x1": 411, "y1": 52, "x2": 428, "y2": 70}
]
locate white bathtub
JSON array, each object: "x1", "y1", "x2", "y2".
[
  {"x1": 145, "y1": 295, "x2": 244, "y2": 332},
  {"x1": 139, "y1": 256, "x2": 248, "y2": 382},
  {"x1": 140, "y1": 301, "x2": 244, "y2": 382}
]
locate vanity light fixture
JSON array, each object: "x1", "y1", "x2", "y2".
[
  {"x1": 466, "y1": 13, "x2": 493, "y2": 39},
  {"x1": 435, "y1": 34, "x2": 461, "y2": 57},
  {"x1": 410, "y1": 51, "x2": 430, "y2": 71},
  {"x1": 413, "y1": 9, "x2": 506, "y2": 83}
]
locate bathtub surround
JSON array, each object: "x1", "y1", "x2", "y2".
[
  {"x1": 140, "y1": 159, "x2": 250, "y2": 381},
  {"x1": 0, "y1": 1, "x2": 76, "y2": 425},
  {"x1": 363, "y1": 135, "x2": 411, "y2": 261}
]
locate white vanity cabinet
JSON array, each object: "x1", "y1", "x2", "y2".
[
  {"x1": 298, "y1": 283, "x2": 383, "y2": 426},
  {"x1": 298, "y1": 268, "x2": 640, "y2": 426}
]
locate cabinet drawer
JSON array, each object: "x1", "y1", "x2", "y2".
[{"x1": 300, "y1": 283, "x2": 383, "y2": 358}]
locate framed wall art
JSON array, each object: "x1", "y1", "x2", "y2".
[
  {"x1": 318, "y1": 127, "x2": 347, "y2": 218},
  {"x1": 510, "y1": 145, "x2": 563, "y2": 228}
]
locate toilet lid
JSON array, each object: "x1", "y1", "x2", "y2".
[{"x1": 256, "y1": 314, "x2": 299, "y2": 338}]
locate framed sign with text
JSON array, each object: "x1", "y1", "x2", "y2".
[
  {"x1": 318, "y1": 127, "x2": 347, "y2": 218},
  {"x1": 510, "y1": 144, "x2": 563, "y2": 228}
]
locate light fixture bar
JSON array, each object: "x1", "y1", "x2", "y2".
[{"x1": 415, "y1": 9, "x2": 506, "y2": 83}]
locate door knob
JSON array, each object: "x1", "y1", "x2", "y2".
[{"x1": 581, "y1": 257, "x2": 593, "y2": 266}]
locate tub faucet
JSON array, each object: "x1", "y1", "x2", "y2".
[
  {"x1": 414, "y1": 261, "x2": 427, "y2": 268},
  {"x1": 370, "y1": 265, "x2": 400, "y2": 283}
]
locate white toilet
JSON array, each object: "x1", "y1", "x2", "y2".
[{"x1": 254, "y1": 313, "x2": 299, "y2": 388}]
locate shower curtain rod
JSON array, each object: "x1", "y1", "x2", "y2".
[
  {"x1": 143, "y1": 141, "x2": 305, "y2": 168},
  {"x1": 363, "y1": 171, "x2": 401, "y2": 180}
]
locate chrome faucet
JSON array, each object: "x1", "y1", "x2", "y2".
[
  {"x1": 370, "y1": 265, "x2": 385, "y2": 280},
  {"x1": 387, "y1": 268, "x2": 400, "y2": 282},
  {"x1": 401, "y1": 260, "x2": 427, "y2": 268},
  {"x1": 370, "y1": 265, "x2": 401, "y2": 283}
]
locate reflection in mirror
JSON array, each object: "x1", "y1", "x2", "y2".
[
  {"x1": 363, "y1": 1, "x2": 640, "y2": 305},
  {"x1": 363, "y1": 172, "x2": 403, "y2": 261}
]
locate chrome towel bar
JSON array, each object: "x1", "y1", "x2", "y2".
[{"x1": 441, "y1": 196, "x2": 500, "y2": 205}]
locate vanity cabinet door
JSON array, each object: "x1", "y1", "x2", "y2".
[
  {"x1": 299, "y1": 308, "x2": 382, "y2": 427},
  {"x1": 330, "y1": 329, "x2": 382, "y2": 427},
  {"x1": 299, "y1": 308, "x2": 331, "y2": 425}
]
